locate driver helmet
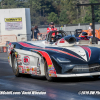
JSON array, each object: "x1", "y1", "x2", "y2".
[{"x1": 82, "y1": 32, "x2": 88, "y2": 36}]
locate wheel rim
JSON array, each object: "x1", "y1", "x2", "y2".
[{"x1": 14, "y1": 58, "x2": 18, "y2": 70}]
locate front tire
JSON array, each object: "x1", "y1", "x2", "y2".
[
  {"x1": 12, "y1": 53, "x2": 21, "y2": 77},
  {"x1": 44, "y1": 61, "x2": 54, "y2": 81}
]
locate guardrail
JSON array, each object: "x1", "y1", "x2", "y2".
[
  {"x1": 0, "y1": 35, "x2": 17, "y2": 46},
  {"x1": 17, "y1": 34, "x2": 31, "y2": 41},
  {"x1": 0, "y1": 35, "x2": 17, "y2": 53}
]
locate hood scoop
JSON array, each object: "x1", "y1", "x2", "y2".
[{"x1": 55, "y1": 36, "x2": 76, "y2": 47}]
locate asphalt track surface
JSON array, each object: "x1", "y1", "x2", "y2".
[{"x1": 0, "y1": 53, "x2": 100, "y2": 100}]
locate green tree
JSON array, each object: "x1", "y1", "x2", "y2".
[
  {"x1": 47, "y1": 12, "x2": 58, "y2": 24},
  {"x1": 59, "y1": 10, "x2": 69, "y2": 24},
  {"x1": 60, "y1": 0, "x2": 78, "y2": 24}
]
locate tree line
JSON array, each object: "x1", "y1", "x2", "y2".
[{"x1": 0, "y1": 0, "x2": 100, "y2": 25}]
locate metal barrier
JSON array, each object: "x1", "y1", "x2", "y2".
[
  {"x1": 0, "y1": 35, "x2": 17, "y2": 46},
  {"x1": 0, "y1": 35, "x2": 17, "y2": 53},
  {"x1": 66, "y1": 31, "x2": 75, "y2": 35},
  {"x1": 17, "y1": 34, "x2": 31, "y2": 41}
]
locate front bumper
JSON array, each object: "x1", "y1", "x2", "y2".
[
  {"x1": 56, "y1": 72, "x2": 100, "y2": 77},
  {"x1": 59, "y1": 64, "x2": 100, "y2": 74}
]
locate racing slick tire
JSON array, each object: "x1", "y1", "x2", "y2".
[
  {"x1": 44, "y1": 61, "x2": 54, "y2": 81},
  {"x1": 12, "y1": 53, "x2": 21, "y2": 77}
]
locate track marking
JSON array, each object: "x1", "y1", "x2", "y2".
[{"x1": 0, "y1": 61, "x2": 8, "y2": 63}]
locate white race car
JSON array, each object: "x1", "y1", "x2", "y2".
[{"x1": 7, "y1": 30, "x2": 100, "y2": 81}]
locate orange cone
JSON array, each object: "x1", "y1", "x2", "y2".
[{"x1": 3, "y1": 47, "x2": 7, "y2": 52}]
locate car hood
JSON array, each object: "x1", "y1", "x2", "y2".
[{"x1": 18, "y1": 41, "x2": 100, "y2": 63}]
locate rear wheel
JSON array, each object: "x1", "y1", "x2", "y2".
[
  {"x1": 12, "y1": 53, "x2": 21, "y2": 77},
  {"x1": 44, "y1": 61, "x2": 54, "y2": 81}
]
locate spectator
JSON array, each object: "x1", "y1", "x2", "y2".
[
  {"x1": 47, "y1": 22, "x2": 57, "y2": 34},
  {"x1": 31, "y1": 26, "x2": 40, "y2": 40},
  {"x1": 88, "y1": 23, "x2": 93, "y2": 36},
  {"x1": 89, "y1": 23, "x2": 92, "y2": 30}
]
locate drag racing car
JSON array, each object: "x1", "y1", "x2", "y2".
[{"x1": 7, "y1": 30, "x2": 100, "y2": 81}]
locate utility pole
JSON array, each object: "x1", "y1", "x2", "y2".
[{"x1": 77, "y1": 3, "x2": 100, "y2": 44}]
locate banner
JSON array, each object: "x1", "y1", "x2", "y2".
[
  {"x1": 5, "y1": 18, "x2": 22, "y2": 22},
  {"x1": 5, "y1": 17, "x2": 22, "y2": 30}
]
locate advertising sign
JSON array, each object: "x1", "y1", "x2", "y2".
[{"x1": 5, "y1": 17, "x2": 22, "y2": 30}]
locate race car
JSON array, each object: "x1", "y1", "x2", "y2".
[
  {"x1": 75, "y1": 32, "x2": 99, "y2": 44},
  {"x1": 7, "y1": 30, "x2": 100, "y2": 81}
]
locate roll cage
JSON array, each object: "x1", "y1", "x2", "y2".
[{"x1": 46, "y1": 30, "x2": 67, "y2": 43}]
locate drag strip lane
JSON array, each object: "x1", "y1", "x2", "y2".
[{"x1": 0, "y1": 53, "x2": 100, "y2": 100}]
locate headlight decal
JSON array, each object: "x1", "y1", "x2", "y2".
[
  {"x1": 52, "y1": 56, "x2": 71, "y2": 63},
  {"x1": 57, "y1": 57, "x2": 71, "y2": 63}
]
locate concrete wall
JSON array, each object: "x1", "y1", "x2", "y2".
[
  {"x1": 0, "y1": 8, "x2": 31, "y2": 39},
  {"x1": 38, "y1": 24, "x2": 100, "y2": 34},
  {"x1": 25, "y1": 8, "x2": 31, "y2": 35}
]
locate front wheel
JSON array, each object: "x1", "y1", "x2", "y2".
[
  {"x1": 44, "y1": 61, "x2": 54, "y2": 81},
  {"x1": 12, "y1": 53, "x2": 21, "y2": 77}
]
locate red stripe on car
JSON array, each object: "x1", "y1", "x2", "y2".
[
  {"x1": 19, "y1": 42, "x2": 40, "y2": 49},
  {"x1": 35, "y1": 50, "x2": 52, "y2": 65},
  {"x1": 59, "y1": 38, "x2": 65, "y2": 43},
  {"x1": 19, "y1": 42, "x2": 80, "y2": 59},
  {"x1": 80, "y1": 46, "x2": 91, "y2": 58},
  {"x1": 35, "y1": 50, "x2": 57, "y2": 77}
]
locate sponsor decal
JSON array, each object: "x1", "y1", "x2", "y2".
[
  {"x1": 19, "y1": 67, "x2": 22, "y2": 73},
  {"x1": 18, "y1": 65, "x2": 24, "y2": 73},
  {"x1": 22, "y1": 56, "x2": 30, "y2": 65},
  {"x1": 15, "y1": 52, "x2": 18, "y2": 58},
  {"x1": 26, "y1": 68, "x2": 30, "y2": 72},
  {"x1": 49, "y1": 74, "x2": 51, "y2": 76},
  {"x1": 49, "y1": 70, "x2": 56, "y2": 74},
  {"x1": 32, "y1": 71, "x2": 36, "y2": 75},
  {"x1": 34, "y1": 67, "x2": 37, "y2": 71},
  {"x1": 10, "y1": 44, "x2": 14, "y2": 50},
  {"x1": 49, "y1": 73, "x2": 57, "y2": 77},
  {"x1": 51, "y1": 74, "x2": 57, "y2": 77},
  {"x1": 32, "y1": 68, "x2": 34, "y2": 71},
  {"x1": 8, "y1": 44, "x2": 14, "y2": 54},
  {"x1": 48, "y1": 65, "x2": 52, "y2": 67},
  {"x1": 48, "y1": 67, "x2": 54, "y2": 70},
  {"x1": 18, "y1": 65, "x2": 38, "y2": 74},
  {"x1": 18, "y1": 55, "x2": 21, "y2": 58},
  {"x1": 37, "y1": 71, "x2": 40, "y2": 74},
  {"x1": 37, "y1": 67, "x2": 40, "y2": 72},
  {"x1": 59, "y1": 38, "x2": 65, "y2": 43},
  {"x1": 17, "y1": 59, "x2": 22, "y2": 62}
]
